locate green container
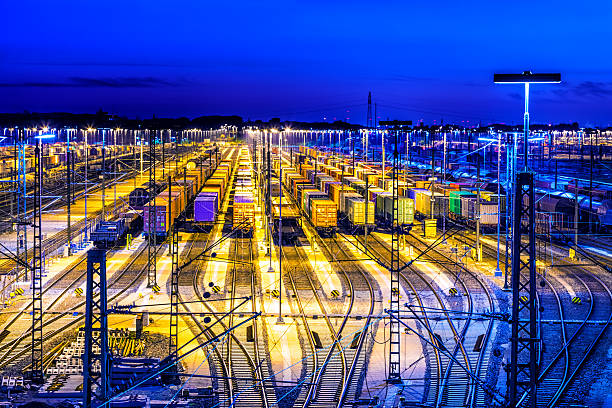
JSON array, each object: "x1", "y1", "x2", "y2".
[
  {"x1": 376, "y1": 193, "x2": 415, "y2": 225},
  {"x1": 449, "y1": 191, "x2": 475, "y2": 216}
]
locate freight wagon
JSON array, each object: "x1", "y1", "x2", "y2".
[
  {"x1": 271, "y1": 197, "x2": 302, "y2": 244},
  {"x1": 345, "y1": 197, "x2": 376, "y2": 232},
  {"x1": 143, "y1": 190, "x2": 180, "y2": 240},
  {"x1": 129, "y1": 181, "x2": 166, "y2": 211},
  {"x1": 375, "y1": 193, "x2": 415, "y2": 233},
  {"x1": 92, "y1": 212, "x2": 143, "y2": 249}
]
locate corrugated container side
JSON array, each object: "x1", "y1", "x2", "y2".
[{"x1": 311, "y1": 199, "x2": 337, "y2": 227}]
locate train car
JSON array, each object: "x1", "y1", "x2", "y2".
[
  {"x1": 413, "y1": 189, "x2": 444, "y2": 219},
  {"x1": 345, "y1": 197, "x2": 376, "y2": 231},
  {"x1": 597, "y1": 200, "x2": 612, "y2": 232},
  {"x1": 308, "y1": 198, "x2": 337, "y2": 237},
  {"x1": 271, "y1": 197, "x2": 302, "y2": 244},
  {"x1": 233, "y1": 194, "x2": 255, "y2": 234},
  {"x1": 128, "y1": 181, "x2": 165, "y2": 211},
  {"x1": 194, "y1": 192, "x2": 218, "y2": 223},
  {"x1": 448, "y1": 191, "x2": 476, "y2": 220},
  {"x1": 375, "y1": 193, "x2": 415, "y2": 233},
  {"x1": 142, "y1": 191, "x2": 180, "y2": 240},
  {"x1": 91, "y1": 212, "x2": 143, "y2": 249},
  {"x1": 304, "y1": 190, "x2": 328, "y2": 214},
  {"x1": 91, "y1": 220, "x2": 126, "y2": 249}
]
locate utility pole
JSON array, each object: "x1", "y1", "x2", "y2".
[
  {"x1": 101, "y1": 130, "x2": 106, "y2": 220},
  {"x1": 67, "y1": 131, "x2": 72, "y2": 256},
  {"x1": 169, "y1": 176, "x2": 179, "y2": 382},
  {"x1": 589, "y1": 137, "x2": 593, "y2": 234},
  {"x1": 388, "y1": 129, "x2": 401, "y2": 382},
  {"x1": 83, "y1": 249, "x2": 110, "y2": 407},
  {"x1": 147, "y1": 130, "x2": 157, "y2": 287},
  {"x1": 364, "y1": 174, "x2": 369, "y2": 251},
  {"x1": 31, "y1": 139, "x2": 44, "y2": 384},
  {"x1": 430, "y1": 143, "x2": 435, "y2": 217},
  {"x1": 352, "y1": 130, "x2": 356, "y2": 176},
  {"x1": 381, "y1": 127, "x2": 385, "y2": 184},
  {"x1": 509, "y1": 172, "x2": 538, "y2": 407},
  {"x1": 85, "y1": 129, "x2": 89, "y2": 241},
  {"x1": 114, "y1": 130, "x2": 117, "y2": 215},
  {"x1": 475, "y1": 151, "x2": 481, "y2": 261},
  {"x1": 574, "y1": 178, "x2": 579, "y2": 254},
  {"x1": 278, "y1": 147, "x2": 284, "y2": 324},
  {"x1": 495, "y1": 132, "x2": 502, "y2": 277},
  {"x1": 16, "y1": 128, "x2": 27, "y2": 280},
  {"x1": 495, "y1": 73, "x2": 560, "y2": 408}
]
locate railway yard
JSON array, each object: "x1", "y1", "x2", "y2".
[{"x1": 0, "y1": 127, "x2": 610, "y2": 408}]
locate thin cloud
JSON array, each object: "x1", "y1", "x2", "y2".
[
  {"x1": 572, "y1": 81, "x2": 612, "y2": 98},
  {"x1": 0, "y1": 76, "x2": 187, "y2": 88}
]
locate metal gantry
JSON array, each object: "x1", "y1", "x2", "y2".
[
  {"x1": 148, "y1": 130, "x2": 157, "y2": 287},
  {"x1": 167, "y1": 175, "x2": 181, "y2": 385},
  {"x1": 30, "y1": 139, "x2": 44, "y2": 384},
  {"x1": 83, "y1": 249, "x2": 110, "y2": 407},
  {"x1": 16, "y1": 128, "x2": 27, "y2": 281},
  {"x1": 509, "y1": 171, "x2": 538, "y2": 407},
  {"x1": 169, "y1": 177, "x2": 179, "y2": 359},
  {"x1": 388, "y1": 129, "x2": 401, "y2": 382}
]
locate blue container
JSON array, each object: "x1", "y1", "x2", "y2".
[{"x1": 195, "y1": 192, "x2": 218, "y2": 222}]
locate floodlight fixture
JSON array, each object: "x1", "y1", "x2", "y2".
[{"x1": 494, "y1": 71, "x2": 561, "y2": 170}]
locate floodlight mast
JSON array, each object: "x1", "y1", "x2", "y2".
[
  {"x1": 494, "y1": 71, "x2": 560, "y2": 408},
  {"x1": 494, "y1": 71, "x2": 561, "y2": 171}
]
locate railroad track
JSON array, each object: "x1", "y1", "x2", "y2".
[
  {"x1": 226, "y1": 236, "x2": 273, "y2": 407},
  {"x1": 279, "y1": 244, "x2": 347, "y2": 407},
  {"x1": 453, "y1": 223, "x2": 612, "y2": 406},
  {"x1": 529, "y1": 264, "x2": 612, "y2": 407},
  {"x1": 345, "y1": 230, "x2": 498, "y2": 407},
  {"x1": 275, "y1": 178, "x2": 377, "y2": 407},
  {"x1": 0, "y1": 240, "x2": 165, "y2": 371},
  {"x1": 176, "y1": 146, "x2": 274, "y2": 407}
]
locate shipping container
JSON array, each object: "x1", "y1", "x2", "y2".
[
  {"x1": 375, "y1": 193, "x2": 415, "y2": 227},
  {"x1": 346, "y1": 198, "x2": 375, "y2": 227},
  {"x1": 233, "y1": 194, "x2": 255, "y2": 231},
  {"x1": 449, "y1": 191, "x2": 476, "y2": 216},
  {"x1": 194, "y1": 192, "x2": 218, "y2": 223},
  {"x1": 304, "y1": 190, "x2": 329, "y2": 214},
  {"x1": 310, "y1": 199, "x2": 337, "y2": 229}
]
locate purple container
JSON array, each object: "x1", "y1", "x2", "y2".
[
  {"x1": 234, "y1": 194, "x2": 253, "y2": 204},
  {"x1": 195, "y1": 192, "x2": 218, "y2": 222}
]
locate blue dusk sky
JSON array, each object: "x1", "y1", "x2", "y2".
[{"x1": 1, "y1": 1, "x2": 611, "y2": 126}]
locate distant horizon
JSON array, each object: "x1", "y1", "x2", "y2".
[{"x1": 0, "y1": 110, "x2": 606, "y2": 130}]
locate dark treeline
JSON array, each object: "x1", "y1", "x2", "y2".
[{"x1": 0, "y1": 111, "x2": 608, "y2": 132}]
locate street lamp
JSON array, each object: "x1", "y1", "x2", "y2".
[{"x1": 494, "y1": 71, "x2": 561, "y2": 171}]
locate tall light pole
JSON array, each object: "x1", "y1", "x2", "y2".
[
  {"x1": 494, "y1": 72, "x2": 561, "y2": 170},
  {"x1": 495, "y1": 131, "x2": 502, "y2": 277},
  {"x1": 277, "y1": 129, "x2": 285, "y2": 324},
  {"x1": 494, "y1": 71, "x2": 561, "y2": 408}
]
